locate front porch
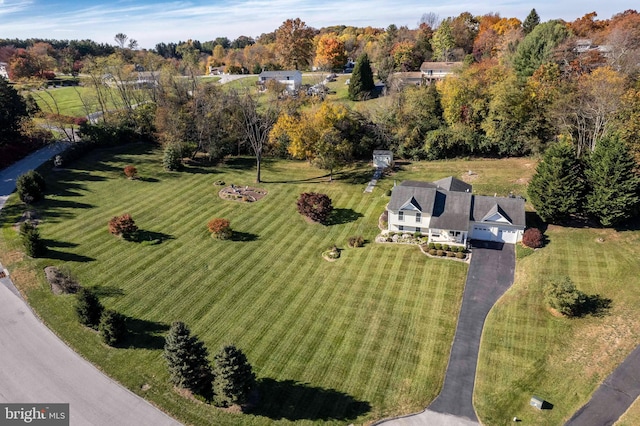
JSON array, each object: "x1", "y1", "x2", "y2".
[{"x1": 427, "y1": 228, "x2": 467, "y2": 247}]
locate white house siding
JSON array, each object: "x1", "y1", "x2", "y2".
[{"x1": 388, "y1": 210, "x2": 431, "y2": 233}]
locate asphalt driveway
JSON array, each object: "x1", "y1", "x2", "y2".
[
  {"x1": 428, "y1": 241, "x2": 515, "y2": 421},
  {"x1": 565, "y1": 343, "x2": 640, "y2": 426}
]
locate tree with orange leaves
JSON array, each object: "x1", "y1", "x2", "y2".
[{"x1": 314, "y1": 33, "x2": 346, "y2": 71}]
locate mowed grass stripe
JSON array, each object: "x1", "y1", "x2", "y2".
[{"x1": 7, "y1": 148, "x2": 488, "y2": 425}]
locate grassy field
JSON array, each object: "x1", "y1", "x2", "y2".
[
  {"x1": 1, "y1": 146, "x2": 519, "y2": 425},
  {"x1": 475, "y1": 224, "x2": 640, "y2": 425},
  {"x1": 31, "y1": 86, "x2": 100, "y2": 117}
]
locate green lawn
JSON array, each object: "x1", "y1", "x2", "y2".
[
  {"x1": 31, "y1": 86, "x2": 98, "y2": 117},
  {"x1": 475, "y1": 225, "x2": 640, "y2": 425},
  {"x1": 0, "y1": 145, "x2": 478, "y2": 425}
]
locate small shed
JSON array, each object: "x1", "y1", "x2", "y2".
[
  {"x1": 373, "y1": 150, "x2": 393, "y2": 168},
  {"x1": 530, "y1": 396, "x2": 545, "y2": 410}
]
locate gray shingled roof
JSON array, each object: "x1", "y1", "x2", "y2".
[
  {"x1": 471, "y1": 196, "x2": 526, "y2": 226},
  {"x1": 389, "y1": 178, "x2": 525, "y2": 231},
  {"x1": 259, "y1": 70, "x2": 302, "y2": 78}
]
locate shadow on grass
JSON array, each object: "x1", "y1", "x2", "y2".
[
  {"x1": 128, "y1": 230, "x2": 173, "y2": 245},
  {"x1": 325, "y1": 208, "x2": 364, "y2": 226},
  {"x1": 137, "y1": 176, "x2": 159, "y2": 183},
  {"x1": 231, "y1": 231, "x2": 258, "y2": 242},
  {"x1": 262, "y1": 173, "x2": 332, "y2": 184},
  {"x1": 42, "y1": 239, "x2": 78, "y2": 249},
  {"x1": 223, "y1": 157, "x2": 254, "y2": 170},
  {"x1": 334, "y1": 169, "x2": 372, "y2": 185},
  {"x1": 249, "y1": 378, "x2": 371, "y2": 421},
  {"x1": 118, "y1": 316, "x2": 170, "y2": 350},
  {"x1": 579, "y1": 294, "x2": 613, "y2": 318},
  {"x1": 92, "y1": 285, "x2": 125, "y2": 298},
  {"x1": 43, "y1": 249, "x2": 95, "y2": 262}
]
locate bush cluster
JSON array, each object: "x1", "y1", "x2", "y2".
[
  {"x1": 163, "y1": 144, "x2": 183, "y2": 171},
  {"x1": 108, "y1": 214, "x2": 138, "y2": 239},
  {"x1": 16, "y1": 170, "x2": 46, "y2": 203},
  {"x1": 123, "y1": 165, "x2": 138, "y2": 179},
  {"x1": 75, "y1": 288, "x2": 104, "y2": 329},
  {"x1": 544, "y1": 277, "x2": 586, "y2": 317},
  {"x1": 348, "y1": 235, "x2": 365, "y2": 248},
  {"x1": 522, "y1": 227, "x2": 543, "y2": 248},
  {"x1": 297, "y1": 192, "x2": 333, "y2": 224},
  {"x1": 207, "y1": 218, "x2": 232, "y2": 240}
]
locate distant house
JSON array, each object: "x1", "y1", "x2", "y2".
[
  {"x1": 102, "y1": 69, "x2": 158, "y2": 89},
  {"x1": 208, "y1": 66, "x2": 223, "y2": 75},
  {"x1": 387, "y1": 177, "x2": 525, "y2": 245},
  {"x1": 420, "y1": 62, "x2": 462, "y2": 82},
  {"x1": 390, "y1": 72, "x2": 425, "y2": 88},
  {"x1": 257, "y1": 70, "x2": 302, "y2": 92},
  {"x1": 0, "y1": 62, "x2": 9, "y2": 80}
]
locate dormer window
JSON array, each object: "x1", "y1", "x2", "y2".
[
  {"x1": 416, "y1": 212, "x2": 421, "y2": 223},
  {"x1": 398, "y1": 211, "x2": 404, "y2": 221}
]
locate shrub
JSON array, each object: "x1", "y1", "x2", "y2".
[
  {"x1": 163, "y1": 144, "x2": 183, "y2": 171},
  {"x1": 164, "y1": 321, "x2": 213, "y2": 396},
  {"x1": 429, "y1": 249, "x2": 437, "y2": 255},
  {"x1": 207, "y1": 218, "x2": 232, "y2": 240},
  {"x1": 447, "y1": 251, "x2": 456, "y2": 257},
  {"x1": 19, "y1": 221, "x2": 46, "y2": 257},
  {"x1": 434, "y1": 243, "x2": 442, "y2": 250},
  {"x1": 296, "y1": 192, "x2": 333, "y2": 224},
  {"x1": 123, "y1": 165, "x2": 138, "y2": 179},
  {"x1": 348, "y1": 235, "x2": 365, "y2": 248},
  {"x1": 436, "y1": 249, "x2": 444, "y2": 256},
  {"x1": 523, "y1": 227, "x2": 544, "y2": 248},
  {"x1": 414, "y1": 231, "x2": 422, "y2": 239},
  {"x1": 16, "y1": 170, "x2": 46, "y2": 203},
  {"x1": 108, "y1": 214, "x2": 138, "y2": 239},
  {"x1": 385, "y1": 189, "x2": 392, "y2": 196},
  {"x1": 212, "y1": 345, "x2": 256, "y2": 407},
  {"x1": 214, "y1": 180, "x2": 225, "y2": 186},
  {"x1": 456, "y1": 252, "x2": 465, "y2": 259},
  {"x1": 428, "y1": 242, "x2": 435, "y2": 249},
  {"x1": 99, "y1": 310, "x2": 126, "y2": 346},
  {"x1": 443, "y1": 244, "x2": 450, "y2": 251},
  {"x1": 75, "y1": 288, "x2": 103, "y2": 329},
  {"x1": 544, "y1": 277, "x2": 586, "y2": 317}
]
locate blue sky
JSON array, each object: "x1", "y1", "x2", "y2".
[{"x1": 0, "y1": 0, "x2": 636, "y2": 48}]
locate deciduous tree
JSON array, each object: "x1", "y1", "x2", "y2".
[
  {"x1": 315, "y1": 33, "x2": 346, "y2": 71},
  {"x1": 275, "y1": 18, "x2": 315, "y2": 69},
  {"x1": 0, "y1": 77, "x2": 28, "y2": 145}
]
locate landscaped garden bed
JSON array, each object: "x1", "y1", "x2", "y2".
[{"x1": 218, "y1": 185, "x2": 267, "y2": 202}]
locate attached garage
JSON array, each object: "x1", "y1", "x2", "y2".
[{"x1": 470, "y1": 225, "x2": 522, "y2": 244}]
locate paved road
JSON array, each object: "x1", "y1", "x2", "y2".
[
  {"x1": 377, "y1": 242, "x2": 515, "y2": 425},
  {"x1": 0, "y1": 145, "x2": 181, "y2": 426},
  {"x1": 565, "y1": 344, "x2": 640, "y2": 426}
]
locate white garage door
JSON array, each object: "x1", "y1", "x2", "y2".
[
  {"x1": 471, "y1": 226, "x2": 493, "y2": 241},
  {"x1": 497, "y1": 228, "x2": 518, "y2": 244},
  {"x1": 472, "y1": 226, "x2": 518, "y2": 243}
]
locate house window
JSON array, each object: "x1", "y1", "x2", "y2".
[
  {"x1": 398, "y1": 211, "x2": 404, "y2": 221},
  {"x1": 416, "y1": 227, "x2": 421, "y2": 233},
  {"x1": 416, "y1": 212, "x2": 421, "y2": 223},
  {"x1": 399, "y1": 225, "x2": 404, "y2": 231}
]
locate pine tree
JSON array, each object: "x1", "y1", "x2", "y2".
[
  {"x1": 212, "y1": 345, "x2": 256, "y2": 407},
  {"x1": 528, "y1": 141, "x2": 585, "y2": 223},
  {"x1": 0, "y1": 77, "x2": 28, "y2": 145},
  {"x1": 348, "y1": 53, "x2": 375, "y2": 101},
  {"x1": 584, "y1": 136, "x2": 640, "y2": 227},
  {"x1": 163, "y1": 321, "x2": 213, "y2": 396},
  {"x1": 523, "y1": 9, "x2": 540, "y2": 35},
  {"x1": 75, "y1": 288, "x2": 104, "y2": 329},
  {"x1": 99, "y1": 310, "x2": 126, "y2": 346}
]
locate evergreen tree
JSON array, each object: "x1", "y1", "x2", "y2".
[
  {"x1": 163, "y1": 321, "x2": 213, "y2": 396},
  {"x1": 16, "y1": 170, "x2": 46, "y2": 203},
  {"x1": 75, "y1": 288, "x2": 104, "y2": 329},
  {"x1": 523, "y1": 8, "x2": 540, "y2": 35},
  {"x1": 528, "y1": 141, "x2": 585, "y2": 223},
  {"x1": 99, "y1": 310, "x2": 126, "y2": 346},
  {"x1": 513, "y1": 20, "x2": 569, "y2": 78},
  {"x1": 584, "y1": 136, "x2": 640, "y2": 227},
  {"x1": 212, "y1": 345, "x2": 256, "y2": 407},
  {"x1": 348, "y1": 53, "x2": 375, "y2": 101},
  {"x1": 19, "y1": 221, "x2": 46, "y2": 257},
  {"x1": 0, "y1": 76, "x2": 28, "y2": 145}
]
